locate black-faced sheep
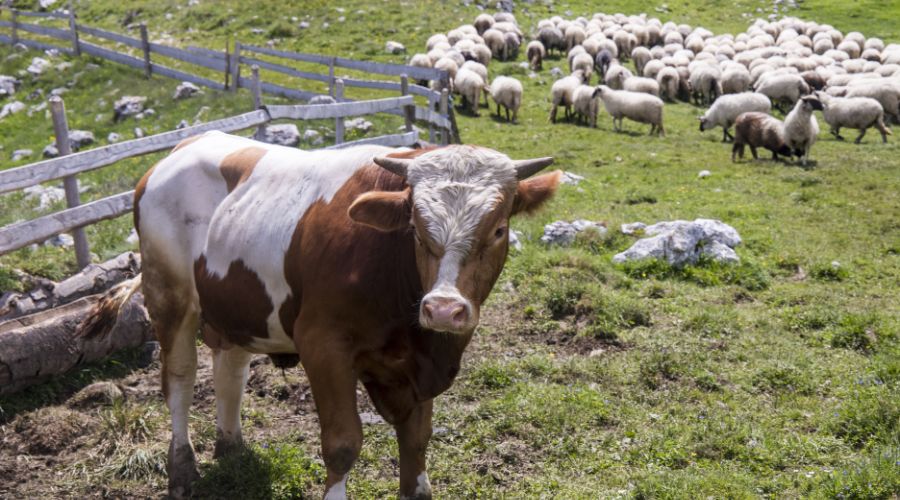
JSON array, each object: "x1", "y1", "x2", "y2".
[{"x1": 784, "y1": 95, "x2": 824, "y2": 166}]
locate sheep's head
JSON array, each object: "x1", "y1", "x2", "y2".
[
  {"x1": 572, "y1": 69, "x2": 586, "y2": 83},
  {"x1": 592, "y1": 85, "x2": 610, "y2": 98},
  {"x1": 698, "y1": 116, "x2": 709, "y2": 131},
  {"x1": 799, "y1": 95, "x2": 824, "y2": 112}
]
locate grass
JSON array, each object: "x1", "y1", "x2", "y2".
[{"x1": 1, "y1": 0, "x2": 899, "y2": 498}]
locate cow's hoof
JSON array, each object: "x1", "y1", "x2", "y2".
[
  {"x1": 167, "y1": 444, "x2": 200, "y2": 499},
  {"x1": 213, "y1": 434, "x2": 244, "y2": 458}
]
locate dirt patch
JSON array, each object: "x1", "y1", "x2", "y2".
[{"x1": 5, "y1": 406, "x2": 97, "y2": 455}]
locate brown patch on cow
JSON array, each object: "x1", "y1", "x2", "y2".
[
  {"x1": 194, "y1": 255, "x2": 273, "y2": 347},
  {"x1": 201, "y1": 322, "x2": 234, "y2": 350},
  {"x1": 512, "y1": 170, "x2": 562, "y2": 214},
  {"x1": 133, "y1": 164, "x2": 156, "y2": 235},
  {"x1": 219, "y1": 146, "x2": 267, "y2": 192},
  {"x1": 171, "y1": 133, "x2": 205, "y2": 153}
]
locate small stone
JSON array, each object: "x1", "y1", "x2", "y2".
[
  {"x1": 42, "y1": 144, "x2": 59, "y2": 158},
  {"x1": 126, "y1": 228, "x2": 140, "y2": 245},
  {"x1": 561, "y1": 171, "x2": 585, "y2": 185},
  {"x1": 0, "y1": 100, "x2": 25, "y2": 120},
  {"x1": 46, "y1": 233, "x2": 74, "y2": 247},
  {"x1": 261, "y1": 124, "x2": 301, "y2": 147},
  {"x1": 518, "y1": 61, "x2": 530, "y2": 69},
  {"x1": 303, "y1": 129, "x2": 321, "y2": 141},
  {"x1": 176, "y1": 119, "x2": 190, "y2": 130},
  {"x1": 24, "y1": 185, "x2": 66, "y2": 210},
  {"x1": 359, "y1": 411, "x2": 386, "y2": 425},
  {"x1": 50, "y1": 87, "x2": 68, "y2": 96},
  {"x1": 250, "y1": 28, "x2": 265, "y2": 35},
  {"x1": 11, "y1": 149, "x2": 33, "y2": 162},
  {"x1": 138, "y1": 341, "x2": 160, "y2": 368},
  {"x1": 26, "y1": 57, "x2": 51, "y2": 75},
  {"x1": 550, "y1": 67, "x2": 564, "y2": 79},
  {"x1": 322, "y1": 22, "x2": 330, "y2": 29},
  {"x1": 113, "y1": 96, "x2": 147, "y2": 122},
  {"x1": 134, "y1": 127, "x2": 145, "y2": 138},
  {"x1": 698, "y1": 170, "x2": 711, "y2": 178},
  {"x1": 831, "y1": 260, "x2": 841, "y2": 269},
  {"x1": 509, "y1": 229, "x2": 523, "y2": 251},
  {"x1": 621, "y1": 222, "x2": 647, "y2": 235},
  {"x1": 337, "y1": 16, "x2": 346, "y2": 23},
  {"x1": 589, "y1": 348, "x2": 605, "y2": 357},
  {"x1": 38, "y1": 0, "x2": 58, "y2": 9},
  {"x1": 385, "y1": 41, "x2": 407, "y2": 54},
  {"x1": 0, "y1": 75, "x2": 20, "y2": 96},
  {"x1": 107, "y1": 132, "x2": 121, "y2": 143},
  {"x1": 68, "y1": 130, "x2": 95, "y2": 150},
  {"x1": 308, "y1": 95, "x2": 336, "y2": 105},
  {"x1": 299, "y1": 21, "x2": 310, "y2": 29},
  {"x1": 344, "y1": 117, "x2": 373, "y2": 133}
]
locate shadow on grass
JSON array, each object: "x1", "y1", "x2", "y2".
[
  {"x1": 0, "y1": 345, "x2": 148, "y2": 424},
  {"x1": 194, "y1": 444, "x2": 324, "y2": 500}
]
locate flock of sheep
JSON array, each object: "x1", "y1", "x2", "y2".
[{"x1": 406, "y1": 11, "x2": 900, "y2": 165}]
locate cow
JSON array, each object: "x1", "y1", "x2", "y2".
[{"x1": 82, "y1": 131, "x2": 560, "y2": 499}]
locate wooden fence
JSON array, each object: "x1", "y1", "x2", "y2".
[
  {"x1": 0, "y1": 5, "x2": 460, "y2": 143},
  {"x1": 0, "y1": 93, "x2": 430, "y2": 268}
]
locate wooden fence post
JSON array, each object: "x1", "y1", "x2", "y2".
[
  {"x1": 67, "y1": 1, "x2": 80, "y2": 56},
  {"x1": 139, "y1": 23, "x2": 151, "y2": 78},
  {"x1": 334, "y1": 79, "x2": 344, "y2": 145},
  {"x1": 400, "y1": 74, "x2": 414, "y2": 133},
  {"x1": 328, "y1": 57, "x2": 336, "y2": 97},
  {"x1": 439, "y1": 88, "x2": 449, "y2": 146},
  {"x1": 49, "y1": 96, "x2": 91, "y2": 270},
  {"x1": 224, "y1": 36, "x2": 231, "y2": 90},
  {"x1": 230, "y1": 40, "x2": 241, "y2": 92},
  {"x1": 10, "y1": 9, "x2": 18, "y2": 45},
  {"x1": 250, "y1": 65, "x2": 265, "y2": 140}
]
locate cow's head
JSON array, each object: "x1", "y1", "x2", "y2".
[{"x1": 349, "y1": 146, "x2": 560, "y2": 335}]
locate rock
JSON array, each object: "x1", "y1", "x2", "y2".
[
  {"x1": 0, "y1": 100, "x2": 25, "y2": 119},
  {"x1": 68, "y1": 381, "x2": 123, "y2": 408},
  {"x1": 261, "y1": 124, "x2": 300, "y2": 147},
  {"x1": 26, "y1": 57, "x2": 51, "y2": 76},
  {"x1": 113, "y1": 95, "x2": 147, "y2": 122},
  {"x1": 250, "y1": 28, "x2": 265, "y2": 35},
  {"x1": 50, "y1": 87, "x2": 68, "y2": 96},
  {"x1": 68, "y1": 130, "x2": 95, "y2": 150},
  {"x1": 11, "y1": 149, "x2": 33, "y2": 162},
  {"x1": 613, "y1": 218, "x2": 742, "y2": 266},
  {"x1": 385, "y1": 41, "x2": 406, "y2": 54},
  {"x1": 46, "y1": 233, "x2": 74, "y2": 248},
  {"x1": 42, "y1": 144, "x2": 59, "y2": 158},
  {"x1": 126, "y1": 228, "x2": 140, "y2": 245},
  {"x1": 541, "y1": 219, "x2": 606, "y2": 246},
  {"x1": 173, "y1": 81, "x2": 202, "y2": 99},
  {"x1": 176, "y1": 119, "x2": 190, "y2": 130},
  {"x1": 138, "y1": 341, "x2": 160, "y2": 368},
  {"x1": 303, "y1": 129, "x2": 321, "y2": 141},
  {"x1": 27, "y1": 101, "x2": 47, "y2": 117},
  {"x1": 359, "y1": 411, "x2": 386, "y2": 425},
  {"x1": 24, "y1": 185, "x2": 66, "y2": 210},
  {"x1": 308, "y1": 95, "x2": 336, "y2": 105},
  {"x1": 299, "y1": 21, "x2": 310, "y2": 29},
  {"x1": 38, "y1": 0, "x2": 58, "y2": 10},
  {"x1": 344, "y1": 117, "x2": 373, "y2": 134},
  {"x1": 698, "y1": 170, "x2": 711, "y2": 178},
  {"x1": 509, "y1": 229, "x2": 523, "y2": 251},
  {"x1": 107, "y1": 132, "x2": 121, "y2": 143},
  {"x1": 561, "y1": 171, "x2": 585, "y2": 185},
  {"x1": 0, "y1": 75, "x2": 19, "y2": 96},
  {"x1": 27, "y1": 88, "x2": 44, "y2": 100},
  {"x1": 550, "y1": 67, "x2": 564, "y2": 79},
  {"x1": 496, "y1": 0, "x2": 514, "y2": 12},
  {"x1": 620, "y1": 222, "x2": 647, "y2": 235},
  {"x1": 134, "y1": 127, "x2": 145, "y2": 138}
]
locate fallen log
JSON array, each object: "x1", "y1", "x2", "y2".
[{"x1": 0, "y1": 289, "x2": 151, "y2": 396}]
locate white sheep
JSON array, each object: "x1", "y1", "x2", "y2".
[
  {"x1": 699, "y1": 92, "x2": 772, "y2": 142},
  {"x1": 605, "y1": 64, "x2": 634, "y2": 90},
  {"x1": 784, "y1": 95, "x2": 824, "y2": 166},
  {"x1": 527, "y1": 41, "x2": 546, "y2": 71},
  {"x1": 572, "y1": 85, "x2": 600, "y2": 127},
  {"x1": 454, "y1": 67, "x2": 486, "y2": 116},
  {"x1": 549, "y1": 70, "x2": 587, "y2": 122},
  {"x1": 571, "y1": 52, "x2": 595, "y2": 83},
  {"x1": 632, "y1": 46, "x2": 652, "y2": 76},
  {"x1": 656, "y1": 66, "x2": 680, "y2": 101},
  {"x1": 474, "y1": 13, "x2": 495, "y2": 35},
  {"x1": 754, "y1": 73, "x2": 810, "y2": 110},
  {"x1": 623, "y1": 76, "x2": 660, "y2": 96},
  {"x1": 460, "y1": 60, "x2": 490, "y2": 107},
  {"x1": 845, "y1": 82, "x2": 900, "y2": 124},
  {"x1": 689, "y1": 65, "x2": 723, "y2": 105},
  {"x1": 815, "y1": 92, "x2": 892, "y2": 143},
  {"x1": 565, "y1": 25, "x2": 587, "y2": 51},
  {"x1": 594, "y1": 85, "x2": 666, "y2": 136},
  {"x1": 483, "y1": 29, "x2": 506, "y2": 60},
  {"x1": 721, "y1": 67, "x2": 752, "y2": 94},
  {"x1": 489, "y1": 76, "x2": 523, "y2": 123}
]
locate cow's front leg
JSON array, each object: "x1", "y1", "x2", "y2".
[
  {"x1": 302, "y1": 348, "x2": 362, "y2": 500},
  {"x1": 397, "y1": 400, "x2": 434, "y2": 500}
]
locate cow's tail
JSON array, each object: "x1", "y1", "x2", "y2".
[{"x1": 79, "y1": 274, "x2": 143, "y2": 339}]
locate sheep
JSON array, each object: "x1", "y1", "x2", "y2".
[
  {"x1": 565, "y1": 25, "x2": 587, "y2": 51},
  {"x1": 731, "y1": 112, "x2": 793, "y2": 161},
  {"x1": 784, "y1": 95, "x2": 824, "y2": 166},
  {"x1": 427, "y1": 34, "x2": 449, "y2": 51},
  {"x1": 595, "y1": 49, "x2": 614, "y2": 79},
  {"x1": 594, "y1": 85, "x2": 666, "y2": 136},
  {"x1": 800, "y1": 70, "x2": 827, "y2": 91},
  {"x1": 527, "y1": 41, "x2": 546, "y2": 71},
  {"x1": 470, "y1": 43, "x2": 492, "y2": 67},
  {"x1": 643, "y1": 59, "x2": 665, "y2": 80},
  {"x1": 656, "y1": 66, "x2": 680, "y2": 101},
  {"x1": 488, "y1": 76, "x2": 523, "y2": 123},
  {"x1": 623, "y1": 76, "x2": 660, "y2": 96},
  {"x1": 549, "y1": 70, "x2": 587, "y2": 122},
  {"x1": 721, "y1": 67, "x2": 752, "y2": 94},
  {"x1": 689, "y1": 65, "x2": 723, "y2": 105},
  {"x1": 460, "y1": 60, "x2": 490, "y2": 107},
  {"x1": 503, "y1": 32, "x2": 521, "y2": 60},
  {"x1": 483, "y1": 29, "x2": 506, "y2": 60},
  {"x1": 571, "y1": 52, "x2": 595, "y2": 83},
  {"x1": 454, "y1": 67, "x2": 486, "y2": 116},
  {"x1": 845, "y1": 82, "x2": 900, "y2": 124},
  {"x1": 754, "y1": 73, "x2": 810, "y2": 111},
  {"x1": 409, "y1": 53, "x2": 433, "y2": 86},
  {"x1": 572, "y1": 85, "x2": 600, "y2": 127},
  {"x1": 539, "y1": 26, "x2": 566, "y2": 55},
  {"x1": 700, "y1": 92, "x2": 772, "y2": 142},
  {"x1": 605, "y1": 64, "x2": 634, "y2": 90},
  {"x1": 434, "y1": 57, "x2": 459, "y2": 83},
  {"x1": 815, "y1": 92, "x2": 892, "y2": 143},
  {"x1": 632, "y1": 46, "x2": 652, "y2": 76},
  {"x1": 474, "y1": 13, "x2": 495, "y2": 35}
]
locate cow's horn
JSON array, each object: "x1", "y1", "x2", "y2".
[
  {"x1": 513, "y1": 157, "x2": 555, "y2": 179},
  {"x1": 373, "y1": 156, "x2": 411, "y2": 178}
]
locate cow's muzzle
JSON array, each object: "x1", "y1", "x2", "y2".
[{"x1": 420, "y1": 293, "x2": 475, "y2": 334}]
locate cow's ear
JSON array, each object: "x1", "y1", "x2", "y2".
[
  {"x1": 348, "y1": 189, "x2": 411, "y2": 232},
  {"x1": 512, "y1": 170, "x2": 562, "y2": 215}
]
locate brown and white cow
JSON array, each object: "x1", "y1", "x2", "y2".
[{"x1": 85, "y1": 131, "x2": 560, "y2": 498}]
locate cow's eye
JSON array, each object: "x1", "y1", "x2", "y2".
[{"x1": 494, "y1": 226, "x2": 507, "y2": 240}]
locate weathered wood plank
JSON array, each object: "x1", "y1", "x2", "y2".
[
  {"x1": 265, "y1": 95, "x2": 414, "y2": 120},
  {"x1": 80, "y1": 41, "x2": 144, "y2": 70},
  {"x1": 0, "y1": 20, "x2": 71, "y2": 41},
  {"x1": 340, "y1": 77, "x2": 403, "y2": 92},
  {"x1": 0, "y1": 110, "x2": 270, "y2": 195},
  {"x1": 187, "y1": 45, "x2": 227, "y2": 59},
  {"x1": 151, "y1": 63, "x2": 226, "y2": 90},
  {"x1": 236, "y1": 77, "x2": 321, "y2": 101},
  {"x1": 149, "y1": 42, "x2": 228, "y2": 72},
  {"x1": 325, "y1": 130, "x2": 419, "y2": 150},
  {"x1": 11, "y1": 10, "x2": 68, "y2": 19},
  {"x1": 0, "y1": 192, "x2": 133, "y2": 255},
  {"x1": 333, "y1": 56, "x2": 445, "y2": 82},
  {"x1": 238, "y1": 55, "x2": 331, "y2": 83},
  {"x1": 240, "y1": 43, "x2": 333, "y2": 65},
  {"x1": 0, "y1": 35, "x2": 71, "y2": 54},
  {"x1": 414, "y1": 106, "x2": 452, "y2": 129},
  {"x1": 76, "y1": 24, "x2": 143, "y2": 49}
]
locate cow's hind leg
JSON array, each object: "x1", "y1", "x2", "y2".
[
  {"x1": 213, "y1": 346, "x2": 253, "y2": 457},
  {"x1": 397, "y1": 400, "x2": 434, "y2": 500}
]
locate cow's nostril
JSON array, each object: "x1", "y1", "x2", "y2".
[
  {"x1": 423, "y1": 303, "x2": 435, "y2": 319},
  {"x1": 451, "y1": 306, "x2": 466, "y2": 324}
]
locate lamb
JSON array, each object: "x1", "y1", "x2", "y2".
[
  {"x1": 623, "y1": 76, "x2": 660, "y2": 96},
  {"x1": 754, "y1": 73, "x2": 811, "y2": 111},
  {"x1": 527, "y1": 41, "x2": 546, "y2": 71},
  {"x1": 814, "y1": 92, "x2": 892, "y2": 143},
  {"x1": 593, "y1": 85, "x2": 666, "y2": 136},
  {"x1": 700, "y1": 92, "x2": 772, "y2": 142},
  {"x1": 488, "y1": 76, "x2": 523, "y2": 123},
  {"x1": 572, "y1": 85, "x2": 600, "y2": 127},
  {"x1": 656, "y1": 66, "x2": 680, "y2": 101},
  {"x1": 549, "y1": 70, "x2": 587, "y2": 122},
  {"x1": 731, "y1": 112, "x2": 793, "y2": 161},
  {"x1": 453, "y1": 67, "x2": 486, "y2": 116},
  {"x1": 784, "y1": 95, "x2": 824, "y2": 166}
]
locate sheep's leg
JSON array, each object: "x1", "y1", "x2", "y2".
[
  {"x1": 749, "y1": 145, "x2": 758, "y2": 160},
  {"x1": 658, "y1": 123, "x2": 665, "y2": 137},
  {"x1": 855, "y1": 127, "x2": 867, "y2": 144},
  {"x1": 549, "y1": 104, "x2": 557, "y2": 123},
  {"x1": 505, "y1": 106, "x2": 510, "y2": 122},
  {"x1": 496, "y1": 102, "x2": 500, "y2": 117},
  {"x1": 732, "y1": 143, "x2": 743, "y2": 162},
  {"x1": 876, "y1": 121, "x2": 889, "y2": 143}
]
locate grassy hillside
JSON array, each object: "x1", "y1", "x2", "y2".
[{"x1": 1, "y1": 0, "x2": 898, "y2": 498}]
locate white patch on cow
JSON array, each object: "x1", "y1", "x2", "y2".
[
  {"x1": 324, "y1": 475, "x2": 347, "y2": 500},
  {"x1": 415, "y1": 472, "x2": 432, "y2": 496}
]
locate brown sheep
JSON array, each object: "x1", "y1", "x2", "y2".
[{"x1": 732, "y1": 112, "x2": 793, "y2": 162}]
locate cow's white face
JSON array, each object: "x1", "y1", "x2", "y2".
[{"x1": 349, "y1": 146, "x2": 560, "y2": 335}]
